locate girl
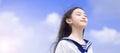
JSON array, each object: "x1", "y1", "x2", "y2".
[{"x1": 54, "y1": 7, "x2": 93, "y2": 53}]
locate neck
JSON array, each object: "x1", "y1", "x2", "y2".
[
  {"x1": 69, "y1": 27, "x2": 86, "y2": 45},
  {"x1": 69, "y1": 26, "x2": 84, "y2": 41}
]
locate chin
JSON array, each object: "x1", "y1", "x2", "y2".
[{"x1": 79, "y1": 23, "x2": 87, "y2": 27}]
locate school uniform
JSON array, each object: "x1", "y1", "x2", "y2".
[{"x1": 55, "y1": 37, "x2": 93, "y2": 53}]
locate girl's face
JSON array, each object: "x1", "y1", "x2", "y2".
[{"x1": 67, "y1": 8, "x2": 88, "y2": 28}]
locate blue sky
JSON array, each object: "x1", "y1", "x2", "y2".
[{"x1": 0, "y1": 0, "x2": 120, "y2": 53}]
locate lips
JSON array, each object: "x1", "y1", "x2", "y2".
[{"x1": 80, "y1": 20, "x2": 87, "y2": 22}]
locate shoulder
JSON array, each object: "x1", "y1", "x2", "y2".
[
  {"x1": 55, "y1": 40, "x2": 79, "y2": 53},
  {"x1": 57, "y1": 40, "x2": 74, "y2": 48},
  {"x1": 55, "y1": 40, "x2": 71, "y2": 53},
  {"x1": 58, "y1": 39, "x2": 75, "y2": 47},
  {"x1": 57, "y1": 40, "x2": 77, "y2": 50}
]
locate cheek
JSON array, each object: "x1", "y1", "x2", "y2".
[
  {"x1": 86, "y1": 18, "x2": 88, "y2": 22},
  {"x1": 71, "y1": 18, "x2": 80, "y2": 25},
  {"x1": 71, "y1": 17, "x2": 79, "y2": 22},
  {"x1": 71, "y1": 16, "x2": 81, "y2": 23},
  {"x1": 71, "y1": 15, "x2": 81, "y2": 20}
]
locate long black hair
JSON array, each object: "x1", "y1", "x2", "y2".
[{"x1": 53, "y1": 7, "x2": 85, "y2": 53}]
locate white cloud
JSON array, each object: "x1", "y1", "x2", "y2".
[
  {"x1": 0, "y1": 12, "x2": 33, "y2": 53},
  {"x1": 89, "y1": 26, "x2": 120, "y2": 44},
  {"x1": 0, "y1": 37, "x2": 22, "y2": 53},
  {"x1": 87, "y1": 0, "x2": 120, "y2": 45},
  {"x1": 38, "y1": 12, "x2": 61, "y2": 42},
  {"x1": 45, "y1": 12, "x2": 61, "y2": 39},
  {"x1": 38, "y1": 12, "x2": 61, "y2": 40},
  {"x1": 45, "y1": 12, "x2": 61, "y2": 27},
  {"x1": 35, "y1": 12, "x2": 61, "y2": 53}
]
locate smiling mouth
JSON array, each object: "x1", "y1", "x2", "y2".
[{"x1": 80, "y1": 20, "x2": 87, "y2": 22}]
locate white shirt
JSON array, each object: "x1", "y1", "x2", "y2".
[{"x1": 55, "y1": 37, "x2": 93, "y2": 53}]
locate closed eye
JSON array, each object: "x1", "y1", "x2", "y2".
[{"x1": 76, "y1": 14, "x2": 81, "y2": 16}]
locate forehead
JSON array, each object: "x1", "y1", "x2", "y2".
[{"x1": 72, "y1": 8, "x2": 85, "y2": 13}]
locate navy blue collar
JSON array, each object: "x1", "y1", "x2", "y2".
[{"x1": 61, "y1": 37, "x2": 92, "y2": 53}]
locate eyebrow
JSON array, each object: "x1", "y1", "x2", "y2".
[
  {"x1": 75, "y1": 12, "x2": 81, "y2": 13},
  {"x1": 75, "y1": 11, "x2": 85, "y2": 13},
  {"x1": 75, "y1": 12, "x2": 86, "y2": 15}
]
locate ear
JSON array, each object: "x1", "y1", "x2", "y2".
[{"x1": 66, "y1": 18, "x2": 72, "y2": 24}]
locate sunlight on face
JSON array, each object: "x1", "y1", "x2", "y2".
[{"x1": 71, "y1": 8, "x2": 88, "y2": 28}]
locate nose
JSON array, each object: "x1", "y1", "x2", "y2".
[
  {"x1": 82, "y1": 16, "x2": 87, "y2": 21},
  {"x1": 82, "y1": 16, "x2": 86, "y2": 19},
  {"x1": 82, "y1": 17, "x2": 86, "y2": 20}
]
